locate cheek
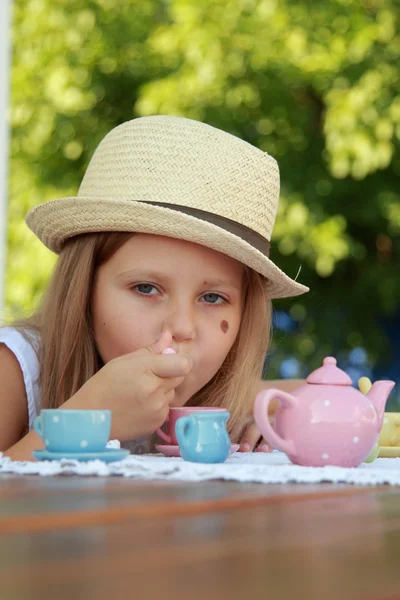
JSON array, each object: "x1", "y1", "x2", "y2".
[
  {"x1": 194, "y1": 319, "x2": 237, "y2": 384},
  {"x1": 91, "y1": 295, "x2": 145, "y2": 361},
  {"x1": 220, "y1": 320, "x2": 229, "y2": 334}
]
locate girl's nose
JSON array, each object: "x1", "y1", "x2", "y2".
[{"x1": 165, "y1": 308, "x2": 196, "y2": 343}]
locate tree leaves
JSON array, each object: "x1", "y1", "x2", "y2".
[{"x1": 8, "y1": 0, "x2": 400, "y2": 380}]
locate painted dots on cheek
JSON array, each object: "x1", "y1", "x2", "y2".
[{"x1": 220, "y1": 320, "x2": 229, "y2": 334}]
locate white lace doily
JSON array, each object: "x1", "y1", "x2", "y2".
[{"x1": 1, "y1": 445, "x2": 400, "y2": 485}]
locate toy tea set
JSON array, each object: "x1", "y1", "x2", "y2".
[
  {"x1": 32, "y1": 406, "x2": 236, "y2": 464},
  {"x1": 32, "y1": 355, "x2": 396, "y2": 467},
  {"x1": 154, "y1": 346, "x2": 239, "y2": 462},
  {"x1": 155, "y1": 406, "x2": 239, "y2": 461},
  {"x1": 376, "y1": 412, "x2": 400, "y2": 458},
  {"x1": 254, "y1": 357, "x2": 395, "y2": 467},
  {"x1": 32, "y1": 409, "x2": 130, "y2": 463}
]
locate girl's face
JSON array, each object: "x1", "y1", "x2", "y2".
[{"x1": 91, "y1": 234, "x2": 244, "y2": 405}]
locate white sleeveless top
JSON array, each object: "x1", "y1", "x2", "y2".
[
  {"x1": 0, "y1": 327, "x2": 41, "y2": 430},
  {"x1": 0, "y1": 326, "x2": 151, "y2": 454}
]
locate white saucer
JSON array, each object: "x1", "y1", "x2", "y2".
[
  {"x1": 32, "y1": 448, "x2": 130, "y2": 463},
  {"x1": 155, "y1": 443, "x2": 240, "y2": 458}
]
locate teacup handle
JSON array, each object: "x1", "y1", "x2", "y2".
[
  {"x1": 155, "y1": 414, "x2": 172, "y2": 445},
  {"x1": 175, "y1": 415, "x2": 195, "y2": 453},
  {"x1": 253, "y1": 389, "x2": 296, "y2": 455},
  {"x1": 33, "y1": 416, "x2": 43, "y2": 439}
]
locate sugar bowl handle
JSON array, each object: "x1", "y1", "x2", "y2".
[{"x1": 175, "y1": 415, "x2": 195, "y2": 453}]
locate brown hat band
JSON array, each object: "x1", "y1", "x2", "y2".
[{"x1": 138, "y1": 201, "x2": 271, "y2": 257}]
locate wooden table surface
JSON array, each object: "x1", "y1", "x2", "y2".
[{"x1": 1, "y1": 474, "x2": 400, "y2": 600}]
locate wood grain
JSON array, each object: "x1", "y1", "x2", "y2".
[
  {"x1": 1, "y1": 487, "x2": 400, "y2": 599},
  {"x1": 1, "y1": 475, "x2": 400, "y2": 599},
  {"x1": 0, "y1": 475, "x2": 382, "y2": 534}
]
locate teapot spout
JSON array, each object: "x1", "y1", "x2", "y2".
[{"x1": 367, "y1": 380, "x2": 396, "y2": 423}]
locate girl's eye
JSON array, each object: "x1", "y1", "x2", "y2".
[
  {"x1": 134, "y1": 284, "x2": 159, "y2": 295},
  {"x1": 201, "y1": 293, "x2": 226, "y2": 305},
  {"x1": 133, "y1": 285, "x2": 226, "y2": 304}
]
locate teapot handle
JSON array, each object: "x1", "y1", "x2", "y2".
[{"x1": 254, "y1": 389, "x2": 296, "y2": 455}]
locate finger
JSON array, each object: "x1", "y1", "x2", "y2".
[
  {"x1": 256, "y1": 438, "x2": 273, "y2": 453},
  {"x1": 167, "y1": 386, "x2": 190, "y2": 407},
  {"x1": 134, "y1": 330, "x2": 173, "y2": 358},
  {"x1": 147, "y1": 330, "x2": 173, "y2": 355},
  {"x1": 150, "y1": 354, "x2": 193, "y2": 379},
  {"x1": 158, "y1": 380, "x2": 184, "y2": 401},
  {"x1": 162, "y1": 375, "x2": 185, "y2": 394},
  {"x1": 239, "y1": 422, "x2": 261, "y2": 452}
]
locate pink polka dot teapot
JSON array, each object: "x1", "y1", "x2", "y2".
[{"x1": 254, "y1": 357, "x2": 395, "y2": 467}]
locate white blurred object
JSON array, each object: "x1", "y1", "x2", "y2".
[
  {"x1": 0, "y1": 0, "x2": 13, "y2": 315},
  {"x1": 106, "y1": 439, "x2": 121, "y2": 449}
]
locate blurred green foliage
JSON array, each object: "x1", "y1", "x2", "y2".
[{"x1": 7, "y1": 0, "x2": 400, "y2": 376}]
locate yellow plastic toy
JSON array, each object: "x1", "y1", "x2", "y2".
[{"x1": 359, "y1": 377, "x2": 380, "y2": 463}]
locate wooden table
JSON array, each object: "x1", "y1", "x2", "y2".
[{"x1": 1, "y1": 474, "x2": 400, "y2": 600}]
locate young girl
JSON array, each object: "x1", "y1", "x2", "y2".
[{"x1": 0, "y1": 115, "x2": 308, "y2": 461}]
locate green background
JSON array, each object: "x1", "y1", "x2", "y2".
[{"x1": 6, "y1": 0, "x2": 400, "y2": 395}]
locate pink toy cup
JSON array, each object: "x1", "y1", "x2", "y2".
[{"x1": 156, "y1": 407, "x2": 226, "y2": 445}]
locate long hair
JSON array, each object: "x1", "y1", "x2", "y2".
[
  {"x1": 11, "y1": 232, "x2": 271, "y2": 442},
  {"x1": 189, "y1": 267, "x2": 271, "y2": 441}
]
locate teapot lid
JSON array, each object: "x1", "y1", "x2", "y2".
[{"x1": 306, "y1": 357, "x2": 352, "y2": 386}]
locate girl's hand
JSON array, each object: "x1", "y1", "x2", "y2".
[
  {"x1": 63, "y1": 331, "x2": 193, "y2": 442},
  {"x1": 239, "y1": 379, "x2": 306, "y2": 453},
  {"x1": 239, "y1": 417, "x2": 272, "y2": 453}
]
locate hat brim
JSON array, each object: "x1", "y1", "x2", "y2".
[{"x1": 26, "y1": 197, "x2": 309, "y2": 300}]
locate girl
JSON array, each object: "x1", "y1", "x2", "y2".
[{"x1": 0, "y1": 115, "x2": 308, "y2": 461}]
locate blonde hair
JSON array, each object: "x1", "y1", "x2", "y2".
[{"x1": 12, "y1": 232, "x2": 272, "y2": 443}]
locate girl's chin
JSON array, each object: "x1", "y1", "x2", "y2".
[
  {"x1": 174, "y1": 381, "x2": 200, "y2": 406},
  {"x1": 173, "y1": 388, "x2": 189, "y2": 406},
  {"x1": 175, "y1": 380, "x2": 211, "y2": 407}
]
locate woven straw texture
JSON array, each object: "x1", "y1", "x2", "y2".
[{"x1": 26, "y1": 115, "x2": 308, "y2": 299}]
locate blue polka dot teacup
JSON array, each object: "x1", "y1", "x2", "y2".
[
  {"x1": 33, "y1": 409, "x2": 111, "y2": 453},
  {"x1": 175, "y1": 410, "x2": 231, "y2": 463}
]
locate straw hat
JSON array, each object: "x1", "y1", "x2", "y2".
[{"x1": 26, "y1": 115, "x2": 308, "y2": 299}]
